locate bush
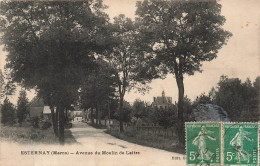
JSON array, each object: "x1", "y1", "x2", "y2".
[
  {"x1": 31, "y1": 117, "x2": 39, "y2": 128},
  {"x1": 41, "y1": 121, "x2": 52, "y2": 130},
  {"x1": 17, "y1": 90, "x2": 29, "y2": 125},
  {"x1": 1, "y1": 99, "x2": 16, "y2": 125}
]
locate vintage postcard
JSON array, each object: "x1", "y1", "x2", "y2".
[{"x1": 0, "y1": 0, "x2": 259, "y2": 166}]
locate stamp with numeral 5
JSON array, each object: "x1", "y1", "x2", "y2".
[
  {"x1": 185, "y1": 122, "x2": 221, "y2": 165},
  {"x1": 223, "y1": 123, "x2": 258, "y2": 166}
]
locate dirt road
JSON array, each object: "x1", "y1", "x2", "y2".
[{"x1": 0, "y1": 122, "x2": 186, "y2": 166}]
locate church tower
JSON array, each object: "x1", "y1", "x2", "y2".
[{"x1": 162, "y1": 90, "x2": 165, "y2": 98}]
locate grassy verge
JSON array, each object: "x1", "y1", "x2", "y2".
[
  {"x1": 105, "y1": 127, "x2": 185, "y2": 154},
  {"x1": 88, "y1": 123, "x2": 108, "y2": 129},
  {"x1": 0, "y1": 125, "x2": 78, "y2": 144}
]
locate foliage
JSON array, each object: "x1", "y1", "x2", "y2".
[
  {"x1": 1, "y1": 98, "x2": 16, "y2": 125},
  {"x1": 0, "y1": 68, "x2": 16, "y2": 100},
  {"x1": 107, "y1": 14, "x2": 154, "y2": 132},
  {"x1": 0, "y1": 69, "x2": 4, "y2": 102},
  {"x1": 212, "y1": 75, "x2": 258, "y2": 121},
  {"x1": 0, "y1": 1, "x2": 113, "y2": 143},
  {"x1": 41, "y1": 121, "x2": 52, "y2": 130},
  {"x1": 136, "y1": 0, "x2": 232, "y2": 76},
  {"x1": 193, "y1": 93, "x2": 212, "y2": 106},
  {"x1": 31, "y1": 117, "x2": 40, "y2": 128},
  {"x1": 253, "y1": 76, "x2": 260, "y2": 98},
  {"x1": 132, "y1": 98, "x2": 147, "y2": 119},
  {"x1": 79, "y1": 58, "x2": 117, "y2": 125},
  {"x1": 80, "y1": 58, "x2": 117, "y2": 110},
  {"x1": 114, "y1": 101, "x2": 132, "y2": 123},
  {"x1": 150, "y1": 107, "x2": 176, "y2": 129},
  {"x1": 17, "y1": 90, "x2": 29, "y2": 124},
  {"x1": 182, "y1": 96, "x2": 193, "y2": 121},
  {"x1": 135, "y1": 0, "x2": 232, "y2": 143}
]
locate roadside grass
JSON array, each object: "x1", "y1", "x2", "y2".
[
  {"x1": 88, "y1": 123, "x2": 108, "y2": 129},
  {"x1": 105, "y1": 126, "x2": 185, "y2": 154},
  {"x1": 0, "y1": 125, "x2": 78, "y2": 144}
]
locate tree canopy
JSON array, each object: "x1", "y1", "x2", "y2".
[
  {"x1": 0, "y1": 0, "x2": 114, "y2": 143},
  {"x1": 80, "y1": 60, "x2": 116, "y2": 109},
  {"x1": 213, "y1": 76, "x2": 258, "y2": 121},
  {"x1": 135, "y1": 0, "x2": 232, "y2": 144}
]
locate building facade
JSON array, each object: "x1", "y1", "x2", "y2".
[{"x1": 152, "y1": 91, "x2": 173, "y2": 109}]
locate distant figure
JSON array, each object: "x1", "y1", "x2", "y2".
[
  {"x1": 230, "y1": 126, "x2": 253, "y2": 163},
  {"x1": 192, "y1": 126, "x2": 216, "y2": 162}
]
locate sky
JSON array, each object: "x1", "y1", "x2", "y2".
[{"x1": 0, "y1": 0, "x2": 259, "y2": 104}]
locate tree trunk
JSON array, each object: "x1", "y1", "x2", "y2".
[
  {"x1": 91, "y1": 108, "x2": 94, "y2": 124},
  {"x1": 56, "y1": 106, "x2": 59, "y2": 136},
  {"x1": 65, "y1": 108, "x2": 68, "y2": 124},
  {"x1": 119, "y1": 95, "x2": 124, "y2": 133},
  {"x1": 58, "y1": 105, "x2": 65, "y2": 145},
  {"x1": 50, "y1": 106, "x2": 58, "y2": 137},
  {"x1": 98, "y1": 105, "x2": 101, "y2": 125},
  {"x1": 176, "y1": 75, "x2": 185, "y2": 145},
  {"x1": 95, "y1": 106, "x2": 98, "y2": 125},
  {"x1": 108, "y1": 102, "x2": 111, "y2": 125}
]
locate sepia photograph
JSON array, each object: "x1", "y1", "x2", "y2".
[{"x1": 0, "y1": 0, "x2": 259, "y2": 165}]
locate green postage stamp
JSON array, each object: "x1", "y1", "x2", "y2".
[
  {"x1": 186, "y1": 122, "x2": 221, "y2": 165},
  {"x1": 224, "y1": 123, "x2": 258, "y2": 166}
]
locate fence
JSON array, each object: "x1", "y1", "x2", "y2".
[
  {"x1": 110, "y1": 123, "x2": 177, "y2": 138},
  {"x1": 90, "y1": 119, "x2": 177, "y2": 138},
  {"x1": 92, "y1": 119, "x2": 114, "y2": 126}
]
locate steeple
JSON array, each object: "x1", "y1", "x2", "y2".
[{"x1": 162, "y1": 90, "x2": 165, "y2": 98}]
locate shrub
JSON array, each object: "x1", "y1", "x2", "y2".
[
  {"x1": 1, "y1": 98, "x2": 16, "y2": 125},
  {"x1": 41, "y1": 121, "x2": 52, "y2": 130},
  {"x1": 31, "y1": 117, "x2": 39, "y2": 128}
]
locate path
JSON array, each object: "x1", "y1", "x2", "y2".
[
  {"x1": 69, "y1": 121, "x2": 186, "y2": 166},
  {"x1": 0, "y1": 122, "x2": 186, "y2": 166}
]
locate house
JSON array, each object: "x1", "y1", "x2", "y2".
[
  {"x1": 29, "y1": 97, "x2": 44, "y2": 118},
  {"x1": 152, "y1": 91, "x2": 173, "y2": 109},
  {"x1": 71, "y1": 106, "x2": 84, "y2": 122},
  {"x1": 29, "y1": 97, "x2": 53, "y2": 120}
]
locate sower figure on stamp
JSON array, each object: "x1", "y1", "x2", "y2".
[
  {"x1": 230, "y1": 126, "x2": 253, "y2": 163},
  {"x1": 192, "y1": 126, "x2": 216, "y2": 162}
]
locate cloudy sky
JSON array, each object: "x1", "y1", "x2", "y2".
[{"x1": 0, "y1": 0, "x2": 259, "y2": 104}]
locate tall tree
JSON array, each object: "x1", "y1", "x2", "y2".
[
  {"x1": 80, "y1": 58, "x2": 117, "y2": 125},
  {"x1": 107, "y1": 14, "x2": 156, "y2": 132},
  {"x1": 17, "y1": 89, "x2": 29, "y2": 125},
  {"x1": 213, "y1": 76, "x2": 258, "y2": 121},
  {"x1": 0, "y1": 1, "x2": 112, "y2": 144},
  {"x1": 135, "y1": 0, "x2": 231, "y2": 144},
  {"x1": 0, "y1": 69, "x2": 16, "y2": 125},
  {"x1": 132, "y1": 98, "x2": 146, "y2": 119},
  {"x1": 1, "y1": 98, "x2": 16, "y2": 125}
]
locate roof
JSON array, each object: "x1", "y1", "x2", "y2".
[
  {"x1": 73, "y1": 106, "x2": 84, "y2": 111},
  {"x1": 30, "y1": 97, "x2": 44, "y2": 107},
  {"x1": 30, "y1": 107, "x2": 43, "y2": 117},
  {"x1": 29, "y1": 97, "x2": 52, "y2": 117},
  {"x1": 43, "y1": 106, "x2": 52, "y2": 114}
]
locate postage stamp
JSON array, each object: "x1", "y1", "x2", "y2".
[
  {"x1": 223, "y1": 123, "x2": 258, "y2": 166},
  {"x1": 185, "y1": 122, "x2": 221, "y2": 165}
]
